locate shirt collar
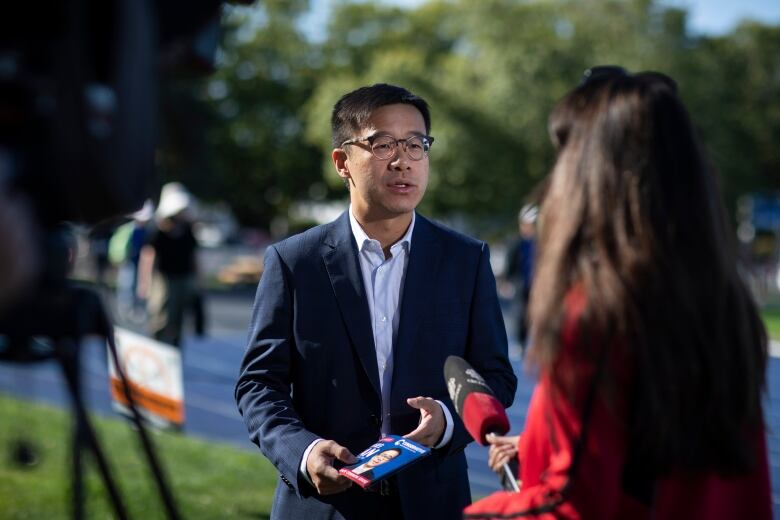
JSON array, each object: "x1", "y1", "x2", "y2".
[{"x1": 348, "y1": 206, "x2": 414, "y2": 254}]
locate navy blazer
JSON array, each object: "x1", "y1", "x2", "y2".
[{"x1": 235, "y1": 211, "x2": 517, "y2": 520}]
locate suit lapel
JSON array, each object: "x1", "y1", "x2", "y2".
[
  {"x1": 393, "y1": 215, "x2": 442, "y2": 378},
  {"x1": 322, "y1": 213, "x2": 381, "y2": 398}
]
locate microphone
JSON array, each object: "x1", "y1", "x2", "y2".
[{"x1": 444, "y1": 355, "x2": 520, "y2": 492}]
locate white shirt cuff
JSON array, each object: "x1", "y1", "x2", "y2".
[
  {"x1": 434, "y1": 400, "x2": 454, "y2": 449},
  {"x1": 299, "y1": 438, "x2": 323, "y2": 486}
]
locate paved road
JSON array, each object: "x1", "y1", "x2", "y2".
[{"x1": 2, "y1": 289, "x2": 779, "y2": 517}]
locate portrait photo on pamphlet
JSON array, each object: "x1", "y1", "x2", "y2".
[{"x1": 338, "y1": 435, "x2": 431, "y2": 489}]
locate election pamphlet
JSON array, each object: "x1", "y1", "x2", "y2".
[{"x1": 338, "y1": 435, "x2": 431, "y2": 489}]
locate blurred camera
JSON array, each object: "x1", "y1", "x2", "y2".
[
  {"x1": 0, "y1": 0, "x2": 235, "y2": 325},
  {"x1": 0, "y1": 2, "x2": 239, "y2": 516}
]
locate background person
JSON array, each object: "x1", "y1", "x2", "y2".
[
  {"x1": 504, "y1": 204, "x2": 537, "y2": 354},
  {"x1": 137, "y1": 183, "x2": 200, "y2": 348},
  {"x1": 111, "y1": 200, "x2": 154, "y2": 323},
  {"x1": 235, "y1": 83, "x2": 516, "y2": 520},
  {"x1": 465, "y1": 67, "x2": 771, "y2": 519}
]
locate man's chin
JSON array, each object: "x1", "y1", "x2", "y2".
[{"x1": 384, "y1": 197, "x2": 423, "y2": 216}]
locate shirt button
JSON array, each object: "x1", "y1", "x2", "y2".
[{"x1": 380, "y1": 316, "x2": 387, "y2": 322}]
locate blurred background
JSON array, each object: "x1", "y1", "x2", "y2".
[
  {"x1": 1, "y1": 0, "x2": 779, "y2": 518},
  {"x1": 72, "y1": 0, "x2": 780, "y2": 298}
]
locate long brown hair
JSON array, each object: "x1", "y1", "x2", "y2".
[{"x1": 529, "y1": 70, "x2": 767, "y2": 474}]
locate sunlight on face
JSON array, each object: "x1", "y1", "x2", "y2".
[{"x1": 366, "y1": 449, "x2": 400, "y2": 468}]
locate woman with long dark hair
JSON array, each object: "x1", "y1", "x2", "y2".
[{"x1": 464, "y1": 68, "x2": 771, "y2": 519}]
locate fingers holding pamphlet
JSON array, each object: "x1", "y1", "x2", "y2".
[{"x1": 338, "y1": 435, "x2": 431, "y2": 489}]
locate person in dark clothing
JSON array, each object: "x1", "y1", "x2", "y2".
[
  {"x1": 114, "y1": 200, "x2": 153, "y2": 322},
  {"x1": 235, "y1": 83, "x2": 516, "y2": 520},
  {"x1": 137, "y1": 183, "x2": 199, "y2": 347},
  {"x1": 504, "y1": 205, "x2": 537, "y2": 353}
]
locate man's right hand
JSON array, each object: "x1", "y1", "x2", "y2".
[{"x1": 306, "y1": 440, "x2": 356, "y2": 496}]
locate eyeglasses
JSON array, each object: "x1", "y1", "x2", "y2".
[
  {"x1": 341, "y1": 133, "x2": 434, "y2": 161},
  {"x1": 580, "y1": 65, "x2": 678, "y2": 93}
]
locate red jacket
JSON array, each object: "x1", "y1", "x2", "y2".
[{"x1": 464, "y1": 290, "x2": 771, "y2": 519}]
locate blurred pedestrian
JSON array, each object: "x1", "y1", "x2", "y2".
[
  {"x1": 111, "y1": 200, "x2": 153, "y2": 323},
  {"x1": 504, "y1": 204, "x2": 537, "y2": 354},
  {"x1": 466, "y1": 67, "x2": 770, "y2": 519},
  {"x1": 137, "y1": 183, "x2": 200, "y2": 347}
]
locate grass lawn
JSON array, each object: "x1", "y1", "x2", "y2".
[
  {"x1": 0, "y1": 395, "x2": 277, "y2": 519},
  {"x1": 764, "y1": 306, "x2": 780, "y2": 341}
]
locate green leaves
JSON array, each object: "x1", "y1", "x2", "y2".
[{"x1": 159, "y1": 0, "x2": 779, "y2": 232}]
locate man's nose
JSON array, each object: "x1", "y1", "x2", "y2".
[{"x1": 389, "y1": 146, "x2": 411, "y2": 169}]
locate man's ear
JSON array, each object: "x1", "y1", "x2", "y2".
[{"x1": 332, "y1": 148, "x2": 350, "y2": 183}]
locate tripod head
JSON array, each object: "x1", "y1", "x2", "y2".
[{"x1": 0, "y1": 282, "x2": 110, "y2": 364}]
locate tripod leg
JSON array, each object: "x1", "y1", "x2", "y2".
[
  {"x1": 58, "y1": 338, "x2": 129, "y2": 520},
  {"x1": 106, "y1": 332, "x2": 181, "y2": 520},
  {"x1": 89, "y1": 286, "x2": 181, "y2": 519},
  {"x1": 72, "y1": 412, "x2": 85, "y2": 520}
]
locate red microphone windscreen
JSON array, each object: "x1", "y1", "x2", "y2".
[{"x1": 462, "y1": 392, "x2": 510, "y2": 445}]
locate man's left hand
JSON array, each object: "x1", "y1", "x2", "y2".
[{"x1": 403, "y1": 396, "x2": 445, "y2": 447}]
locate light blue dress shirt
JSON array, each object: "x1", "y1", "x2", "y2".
[{"x1": 348, "y1": 207, "x2": 413, "y2": 434}]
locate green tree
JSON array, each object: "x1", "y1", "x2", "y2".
[
  {"x1": 312, "y1": 0, "x2": 779, "y2": 231},
  {"x1": 682, "y1": 22, "x2": 780, "y2": 214},
  {"x1": 157, "y1": 1, "x2": 336, "y2": 229},
  {"x1": 163, "y1": 0, "x2": 778, "y2": 233},
  {"x1": 203, "y1": 2, "x2": 331, "y2": 228},
  {"x1": 304, "y1": 0, "x2": 714, "y2": 232}
]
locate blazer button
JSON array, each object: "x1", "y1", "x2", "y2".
[{"x1": 369, "y1": 414, "x2": 381, "y2": 427}]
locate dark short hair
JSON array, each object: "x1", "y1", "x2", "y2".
[{"x1": 331, "y1": 83, "x2": 431, "y2": 148}]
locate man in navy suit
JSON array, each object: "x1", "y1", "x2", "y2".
[{"x1": 235, "y1": 83, "x2": 517, "y2": 519}]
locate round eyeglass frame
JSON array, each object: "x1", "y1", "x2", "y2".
[{"x1": 341, "y1": 133, "x2": 434, "y2": 161}]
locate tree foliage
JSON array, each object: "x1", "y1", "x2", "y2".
[{"x1": 158, "y1": 0, "x2": 780, "y2": 231}]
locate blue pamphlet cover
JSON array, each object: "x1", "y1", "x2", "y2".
[{"x1": 338, "y1": 435, "x2": 431, "y2": 489}]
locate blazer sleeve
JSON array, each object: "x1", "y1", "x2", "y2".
[
  {"x1": 445, "y1": 243, "x2": 518, "y2": 454},
  {"x1": 234, "y1": 245, "x2": 319, "y2": 496}
]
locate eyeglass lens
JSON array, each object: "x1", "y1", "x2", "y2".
[{"x1": 371, "y1": 135, "x2": 430, "y2": 160}]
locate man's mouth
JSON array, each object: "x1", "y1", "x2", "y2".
[
  {"x1": 387, "y1": 181, "x2": 415, "y2": 194},
  {"x1": 388, "y1": 180, "x2": 414, "y2": 188}
]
